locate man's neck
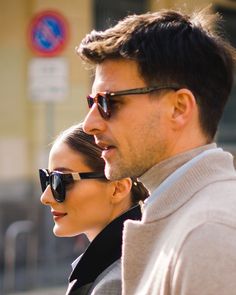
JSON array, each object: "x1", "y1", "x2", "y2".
[{"x1": 139, "y1": 143, "x2": 217, "y2": 194}]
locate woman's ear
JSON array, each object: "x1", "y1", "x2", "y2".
[
  {"x1": 170, "y1": 88, "x2": 197, "y2": 129},
  {"x1": 111, "y1": 178, "x2": 132, "y2": 205}
]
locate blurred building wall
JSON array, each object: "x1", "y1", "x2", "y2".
[
  {"x1": 0, "y1": 1, "x2": 93, "y2": 291},
  {"x1": 0, "y1": 0, "x2": 92, "y2": 197}
]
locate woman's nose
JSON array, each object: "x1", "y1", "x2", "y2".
[{"x1": 40, "y1": 185, "x2": 55, "y2": 205}]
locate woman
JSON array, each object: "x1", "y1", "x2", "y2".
[{"x1": 39, "y1": 123, "x2": 149, "y2": 295}]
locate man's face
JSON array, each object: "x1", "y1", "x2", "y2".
[{"x1": 83, "y1": 59, "x2": 174, "y2": 180}]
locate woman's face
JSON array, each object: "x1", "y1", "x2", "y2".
[{"x1": 40, "y1": 141, "x2": 120, "y2": 240}]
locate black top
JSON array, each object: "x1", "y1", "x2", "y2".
[{"x1": 68, "y1": 205, "x2": 142, "y2": 292}]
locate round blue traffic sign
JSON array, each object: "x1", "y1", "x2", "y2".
[{"x1": 28, "y1": 10, "x2": 69, "y2": 57}]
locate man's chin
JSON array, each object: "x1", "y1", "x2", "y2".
[
  {"x1": 105, "y1": 162, "x2": 133, "y2": 180},
  {"x1": 105, "y1": 163, "x2": 122, "y2": 180},
  {"x1": 104, "y1": 167, "x2": 116, "y2": 180}
]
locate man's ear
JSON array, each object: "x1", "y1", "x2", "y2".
[
  {"x1": 170, "y1": 89, "x2": 197, "y2": 129},
  {"x1": 111, "y1": 178, "x2": 132, "y2": 205}
]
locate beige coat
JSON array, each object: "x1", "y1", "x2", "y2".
[{"x1": 122, "y1": 149, "x2": 236, "y2": 295}]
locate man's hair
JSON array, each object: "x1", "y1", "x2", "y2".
[{"x1": 77, "y1": 8, "x2": 236, "y2": 140}]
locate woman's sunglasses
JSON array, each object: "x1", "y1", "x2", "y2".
[
  {"x1": 87, "y1": 85, "x2": 180, "y2": 119},
  {"x1": 39, "y1": 169, "x2": 106, "y2": 203}
]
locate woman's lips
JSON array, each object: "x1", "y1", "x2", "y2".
[{"x1": 51, "y1": 211, "x2": 67, "y2": 221}]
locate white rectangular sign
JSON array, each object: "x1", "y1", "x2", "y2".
[{"x1": 28, "y1": 57, "x2": 69, "y2": 102}]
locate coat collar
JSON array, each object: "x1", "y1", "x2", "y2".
[
  {"x1": 139, "y1": 143, "x2": 217, "y2": 194},
  {"x1": 142, "y1": 148, "x2": 235, "y2": 223},
  {"x1": 69, "y1": 205, "x2": 142, "y2": 289}
]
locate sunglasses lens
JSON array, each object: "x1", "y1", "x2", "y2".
[
  {"x1": 39, "y1": 169, "x2": 49, "y2": 192},
  {"x1": 97, "y1": 94, "x2": 110, "y2": 119},
  {"x1": 97, "y1": 95, "x2": 107, "y2": 112},
  {"x1": 51, "y1": 173, "x2": 65, "y2": 202},
  {"x1": 87, "y1": 94, "x2": 110, "y2": 119},
  {"x1": 87, "y1": 96, "x2": 94, "y2": 108}
]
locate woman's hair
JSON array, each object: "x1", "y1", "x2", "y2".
[{"x1": 54, "y1": 123, "x2": 149, "y2": 204}]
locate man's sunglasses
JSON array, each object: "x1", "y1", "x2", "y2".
[
  {"x1": 87, "y1": 85, "x2": 180, "y2": 119},
  {"x1": 39, "y1": 169, "x2": 106, "y2": 203}
]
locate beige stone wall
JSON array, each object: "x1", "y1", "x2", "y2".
[
  {"x1": 0, "y1": 0, "x2": 92, "y2": 185},
  {"x1": 0, "y1": 0, "x2": 30, "y2": 181}
]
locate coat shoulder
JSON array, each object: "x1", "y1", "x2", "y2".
[{"x1": 89, "y1": 259, "x2": 121, "y2": 295}]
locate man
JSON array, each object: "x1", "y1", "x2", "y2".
[{"x1": 78, "y1": 8, "x2": 236, "y2": 295}]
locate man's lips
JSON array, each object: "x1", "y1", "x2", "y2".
[
  {"x1": 96, "y1": 140, "x2": 110, "y2": 149},
  {"x1": 101, "y1": 147, "x2": 116, "y2": 160},
  {"x1": 95, "y1": 140, "x2": 115, "y2": 151},
  {"x1": 95, "y1": 140, "x2": 116, "y2": 160}
]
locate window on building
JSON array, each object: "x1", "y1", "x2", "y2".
[
  {"x1": 214, "y1": 4, "x2": 236, "y2": 145},
  {"x1": 93, "y1": 0, "x2": 147, "y2": 31}
]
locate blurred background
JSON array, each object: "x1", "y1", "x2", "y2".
[{"x1": 0, "y1": 0, "x2": 235, "y2": 294}]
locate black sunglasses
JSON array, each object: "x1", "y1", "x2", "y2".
[
  {"x1": 39, "y1": 169, "x2": 106, "y2": 203},
  {"x1": 87, "y1": 85, "x2": 180, "y2": 119}
]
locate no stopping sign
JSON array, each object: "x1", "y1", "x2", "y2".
[{"x1": 28, "y1": 10, "x2": 69, "y2": 57}]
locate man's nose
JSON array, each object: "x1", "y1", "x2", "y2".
[{"x1": 83, "y1": 103, "x2": 107, "y2": 135}]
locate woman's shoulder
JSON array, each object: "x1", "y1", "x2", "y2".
[{"x1": 89, "y1": 259, "x2": 121, "y2": 295}]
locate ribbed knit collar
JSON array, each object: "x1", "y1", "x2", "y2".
[
  {"x1": 139, "y1": 143, "x2": 217, "y2": 195},
  {"x1": 69, "y1": 205, "x2": 142, "y2": 289},
  {"x1": 140, "y1": 147, "x2": 236, "y2": 223}
]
